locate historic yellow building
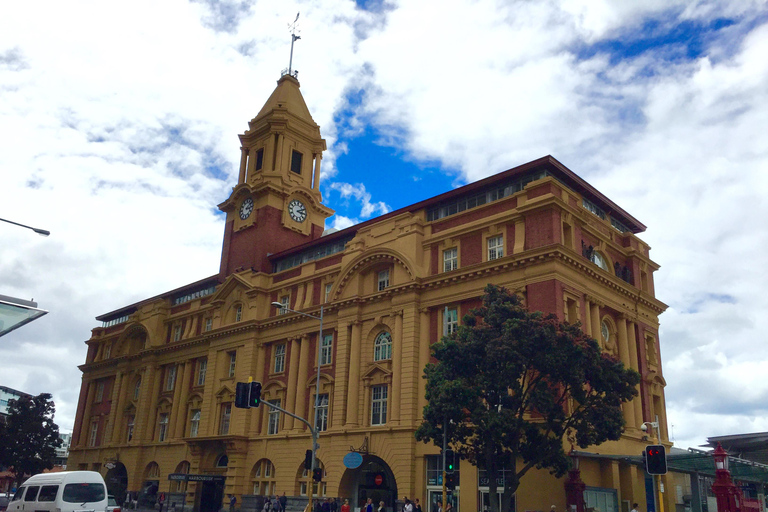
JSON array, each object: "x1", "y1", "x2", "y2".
[{"x1": 68, "y1": 73, "x2": 670, "y2": 512}]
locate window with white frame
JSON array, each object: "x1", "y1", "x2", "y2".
[
  {"x1": 315, "y1": 394, "x2": 329, "y2": 432},
  {"x1": 445, "y1": 308, "x2": 459, "y2": 335},
  {"x1": 371, "y1": 385, "x2": 388, "y2": 426},
  {"x1": 278, "y1": 295, "x2": 290, "y2": 315},
  {"x1": 166, "y1": 366, "x2": 177, "y2": 391},
  {"x1": 95, "y1": 381, "x2": 104, "y2": 402},
  {"x1": 173, "y1": 323, "x2": 182, "y2": 342},
  {"x1": 197, "y1": 359, "x2": 207, "y2": 386},
  {"x1": 228, "y1": 352, "x2": 237, "y2": 378},
  {"x1": 126, "y1": 416, "x2": 135, "y2": 441},
  {"x1": 189, "y1": 409, "x2": 201, "y2": 437},
  {"x1": 325, "y1": 283, "x2": 333, "y2": 302},
  {"x1": 235, "y1": 305, "x2": 242, "y2": 322},
  {"x1": 377, "y1": 269, "x2": 390, "y2": 291},
  {"x1": 267, "y1": 399, "x2": 281, "y2": 434},
  {"x1": 204, "y1": 317, "x2": 213, "y2": 332},
  {"x1": 133, "y1": 379, "x2": 141, "y2": 400},
  {"x1": 320, "y1": 333, "x2": 333, "y2": 366},
  {"x1": 487, "y1": 235, "x2": 504, "y2": 260},
  {"x1": 158, "y1": 413, "x2": 169, "y2": 441},
  {"x1": 274, "y1": 344, "x2": 286, "y2": 373},
  {"x1": 89, "y1": 420, "x2": 99, "y2": 447},
  {"x1": 219, "y1": 403, "x2": 231, "y2": 435},
  {"x1": 300, "y1": 466, "x2": 326, "y2": 496},
  {"x1": 443, "y1": 247, "x2": 458, "y2": 272},
  {"x1": 374, "y1": 332, "x2": 392, "y2": 361}
]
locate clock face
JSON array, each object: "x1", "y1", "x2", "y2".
[
  {"x1": 239, "y1": 197, "x2": 254, "y2": 220},
  {"x1": 288, "y1": 199, "x2": 307, "y2": 222}
]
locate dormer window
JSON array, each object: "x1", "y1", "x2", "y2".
[{"x1": 291, "y1": 150, "x2": 303, "y2": 174}]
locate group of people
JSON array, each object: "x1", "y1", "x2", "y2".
[
  {"x1": 362, "y1": 496, "x2": 424, "y2": 512},
  {"x1": 260, "y1": 493, "x2": 289, "y2": 512}
]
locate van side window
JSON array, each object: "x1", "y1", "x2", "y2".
[
  {"x1": 24, "y1": 486, "x2": 40, "y2": 501},
  {"x1": 38, "y1": 485, "x2": 59, "y2": 502},
  {"x1": 11, "y1": 487, "x2": 25, "y2": 501}
]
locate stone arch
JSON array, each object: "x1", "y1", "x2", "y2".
[
  {"x1": 170, "y1": 461, "x2": 190, "y2": 492},
  {"x1": 295, "y1": 457, "x2": 326, "y2": 497},
  {"x1": 251, "y1": 458, "x2": 277, "y2": 496},
  {"x1": 338, "y1": 454, "x2": 398, "y2": 510},
  {"x1": 332, "y1": 249, "x2": 417, "y2": 301},
  {"x1": 116, "y1": 324, "x2": 149, "y2": 356},
  {"x1": 105, "y1": 461, "x2": 128, "y2": 504}
]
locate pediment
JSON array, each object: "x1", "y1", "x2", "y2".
[
  {"x1": 361, "y1": 363, "x2": 392, "y2": 380},
  {"x1": 209, "y1": 274, "x2": 252, "y2": 303},
  {"x1": 215, "y1": 384, "x2": 235, "y2": 398}
]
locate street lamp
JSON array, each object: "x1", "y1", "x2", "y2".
[
  {"x1": 271, "y1": 301, "x2": 323, "y2": 508},
  {"x1": 0, "y1": 217, "x2": 50, "y2": 236}
]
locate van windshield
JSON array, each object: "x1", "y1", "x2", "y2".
[{"x1": 63, "y1": 483, "x2": 106, "y2": 503}]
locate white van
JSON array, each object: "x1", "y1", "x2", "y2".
[{"x1": 8, "y1": 471, "x2": 108, "y2": 512}]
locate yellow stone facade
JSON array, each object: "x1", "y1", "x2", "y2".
[{"x1": 68, "y1": 74, "x2": 671, "y2": 512}]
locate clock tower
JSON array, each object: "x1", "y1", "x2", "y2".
[{"x1": 218, "y1": 73, "x2": 334, "y2": 277}]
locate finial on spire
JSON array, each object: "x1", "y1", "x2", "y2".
[{"x1": 285, "y1": 12, "x2": 301, "y2": 79}]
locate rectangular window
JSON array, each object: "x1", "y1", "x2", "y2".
[
  {"x1": 264, "y1": 460, "x2": 273, "y2": 477},
  {"x1": 103, "y1": 343, "x2": 111, "y2": 360},
  {"x1": 95, "y1": 381, "x2": 104, "y2": 402},
  {"x1": 228, "y1": 352, "x2": 237, "y2": 378},
  {"x1": 291, "y1": 150, "x2": 303, "y2": 174},
  {"x1": 126, "y1": 416, "x2": 135, "y2": 441},
  {"x1": 166, "y1": 366, "x2": 177, "y2": 391},
  {"x1": 278, "y1": 295, "x2": 290, "y2": 314},
  {"x1": 23, "y1": 486, "x2": 39, "y2": 502},
  {"x1": 197, "y1": 359, "x2": 207, "y2": 386},
  {"x1": 133, "y1": 380, "x2": 141, "y2": 400},
  {"x1": 445, "y1": 308, "x2": 459, "y2": 335},
  {"x1": 173, "y1": 323, "x2": 182, "y2": 342},
  {"x1": 315, "y1": 394, "x2": 329, "y2": 432},
  {"x1": 274, "y1": 344, "x2": 286, "y2": 373},
  {"x1": 325, "y1": 283, "x2": 333, "y2": 302},
  {"x1": 37, "y1": 485, "x2": 58, "y2": 502},
  {"x1": 443, "y1": 247, "x2": 458, "y2": 272},
  {"x1": 235, "y1": 305, "x2": 242, "y2": 322},
  {"x1": 255, "y1": 148, "x2": 264, "y2": 171},
  {"x1": 219, "y1": 404, "x2": 231, "y2": 435},
  {"x1": 268, "y1": 400, "x2": 281, "y2": 434},
  {"x1": 371, "y1": 385, "x2": 388, "y2": 426},
  {"x1": 158, "y1": 413, "x2": 169, "y2": 441},
  {"x1": 190, "y1": 409, "x2": 201, "y2": 437},
  {"x1": 488, "y1": 235, "x2": 504, "y2": 261},
  {"x1": 88, "y1": 421, "x2": 99, "y2": 447},
  {"x1": 377, "y1": 269, "x2": 390, "y2": 291},
  {"x1": 204, "y1": 317, "x2": 213, "y2": 332},
  {"x1": 320, "y1": 333, "x2": 333, "y2": 366}
]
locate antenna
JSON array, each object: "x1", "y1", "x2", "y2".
[{"x1": 287, "y1": 12, "x2": 301, "y2": 78}]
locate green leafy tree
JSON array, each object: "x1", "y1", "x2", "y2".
[
  {"x1": 415, "y1": 285, "x2": 640, "y2": 512},
  {"x1": 0, "y1": 393, "x2": 62, "y2": 485}
]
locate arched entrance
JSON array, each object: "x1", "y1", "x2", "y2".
[
  {"x1": 339, "y1": 456, "x2": 398, "y2": 512},
  {"x1": 105, "y1": 463, "x2": 128, "y2": 505}
]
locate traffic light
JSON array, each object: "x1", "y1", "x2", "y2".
[
  {"x1": 249, "y1": 381, "x2": 262, "y2": 407},
  {"x1": 645, "y1": 445, "x2": 667, "y2": 475},
  {"x1": 312, "y1": 468, "x2": 323, "y2": 482},
  {"x1": 446, "y1": 473, "x2": 457, "y2": 490},
  {"x1": 304, "y1": 450, "x2": 313, "y2": 470},
  {"x1": 444, "y1": 449, "x2": 455, "y2": 473},
  {"x1": 235, "y1": 382, "x2": 250, "y2": 409}
]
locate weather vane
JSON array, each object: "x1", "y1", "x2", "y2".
[{"x1": 287, "y1": 12, "x2": 301, "y2": 77}]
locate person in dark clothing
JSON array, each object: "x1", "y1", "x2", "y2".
[
  {"x1": 279, "y1": 493, "x2": 288, "y2": 512},
  {"x1": 331, "y1": 498, "x2": 338, "y2": 512}
]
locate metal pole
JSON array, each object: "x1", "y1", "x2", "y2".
[
  {"x1": 0, "y1": 217, "x2": 50, "y2": 236},
  {"x1": 442, "y1": 415, "x2": 447, "y2": 512},
  {"x1": 310, "y1": 306, "x2": 323, "y2": 512},
  {"x1": 654, "y1": 418, "x2": 665, "y2": 512}
]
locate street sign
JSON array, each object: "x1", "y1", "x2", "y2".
[{"x1": 343, "y1": 451, "x2": 363, "y2": 469}]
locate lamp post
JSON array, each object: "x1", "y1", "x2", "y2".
[
  {"x1": 271, "y1": 302, "x2": 323, "y2": 510},
  {"x1": 711, "y1": 443, "x2": 739, "y2": 512},
  {"x1": 564, "y1": 449, "x2": 586, "y2": 512},
  {"x1": 0, "y1": 217, "x2": 50, "y2": 236}
]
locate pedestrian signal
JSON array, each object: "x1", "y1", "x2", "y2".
[{"x1": 645, "y1": 445, "x2": 667, "y2": 475}]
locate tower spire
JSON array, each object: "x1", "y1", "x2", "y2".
[{"x1": 287, "y1": 12, "x2": 301, "y2": 78}]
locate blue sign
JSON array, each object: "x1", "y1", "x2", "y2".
[{"x1": 343, "y1": 452, "x2": 364, "y2": 469}]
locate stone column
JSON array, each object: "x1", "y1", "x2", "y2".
[
  {"x1": 590, "y1": 302, "x2": 601, "y2": 346},
  {"x1": 627, "y1": 321, "x2": 644, "y2": 424},
  {"x1": 105, "y1": 371, "x2": 124, "y2": 444},
  {"x1": 617, "y1": 316, "x2": 636, "y2": 428},
  {"x1": 250, "y1": 345, "x2": 266, "y2": 435},
  {"x1": 390, "y1": 309, "x2": 403, "y2": 425},
  {"x1": 78, "y1": 380, "x2": 97, "y2": 447},
  {"x1": 169, "y1": 364, "x2": 185, "y2": 438},
  {"x1": 313, "y1": 154, "x2": 322, "y2": 191},
  {"x1": 331, "y1": 320, "x2": 350, "y2": 428},
  {"x1": 239, "y1": 147, "x2": 248, "y2": 184},
  {"x1": 345, "y1": 321, "x2": 362, "y2": 426},
  {"x1": 174, "y1": 361, "x2": 194, "y2": 438},
  {"x1": 285, "y1": 337, "x2": 301, "y2": 430},
  {"x1": 295, "y1": 334, "x2": 311, "y2": 431},
  {"x1": 417, "y1": 308, "x2": 431, "y2": 420},
  {"x1": 584, "y1": 298, "x2": 593, "y2": 337},
  {"x1": 513, "y1": 218, "x2": 525, "y2": 254},
  {"x1": 141, "y1": 365, "x2": 163, "y2": 441}
]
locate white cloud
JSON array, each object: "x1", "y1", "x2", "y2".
[{"x1": 328, "y1": 182, "x2": 391, "y2": 218}]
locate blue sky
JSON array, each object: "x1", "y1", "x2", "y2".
[{"x1": 1, "y1": 0, "x2": 768, "y2": 452}]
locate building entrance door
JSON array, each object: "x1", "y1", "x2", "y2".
[
  {"x1": 199, "y1": 481, "x2": 224, "y2": 512},
  {"x1": 478, "y1": 491, "x2": 513, "y2": 512}
]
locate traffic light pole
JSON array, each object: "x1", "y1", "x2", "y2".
[
  {"x1": 442, "y1": 415, "x2": 447, "y2": 512},
  {"x1": 643, "y1": 421, "x2": 665, "y2": 512}
]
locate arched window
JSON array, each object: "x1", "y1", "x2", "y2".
[
  {"x1": 300, "y1": 460, "x2": 326, "y2": 497},
  {"x1": 171, "y1": 461, "x2": 190, "y2": 492},
  {"x1": 216, "y1": 455, "x2": 229, "y2": 468},
  {"x1": 374, "y1": 332, "x2": 392, "y2": 361},
  {"x1": 133, "y1": 379, "x2": 141, "y2": 400},
  {"x1": 251, "y1": 459, "x2": 276, "y2": 495},
  {"x1": 591, "y1": 251, "x2": 610, "y2": 271}
]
